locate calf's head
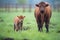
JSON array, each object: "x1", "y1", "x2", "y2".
[
  {"x1": 17, "y1": 15, "x2": 25, "y2": 23},
  {"x1": 17, "y1": 16, "x2": 25, "y2": 25},
  {"x1": 36, "y1": 2, "x2": 49, "y2": 14}
]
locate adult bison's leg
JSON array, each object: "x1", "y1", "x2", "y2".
[
  {"x1": 36, "y1": 18, "x2": 43, "y2": 32},
  {"x1": 37, "y1": 21, "x2": 43, "y2": 32},
  {"x1": 45, "y1": 19, "x2": 50, "y2": 32},
  {"x1": 37, "y1": 24, "x2": 40, "y2": 31},
  {"x1": 37, "y1": 20, "x2": 40, "y2": 31},
  {"x1": 38, "y1": 24, "x2": 43, "y2": 32},
  {"x1": 40, "y1": 25, "x2": 43, "y2": 32}
]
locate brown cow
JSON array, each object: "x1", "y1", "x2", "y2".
[
  {"x1": 34, "y1": 2, "x2": 52, "y2": 32},
  {"x1": 14, "y1": 15, "x2": 25, "y2": 31}
]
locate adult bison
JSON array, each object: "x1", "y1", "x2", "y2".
[
  {"x1": 14, "y1": 15, "x2": 25, "y2": 31},
  {"x1": 34, "y1": 2, "x2": 52, "y2": 32}
]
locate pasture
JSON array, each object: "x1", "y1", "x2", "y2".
[{"x1": 0, "y1": 9, "x2": 60, "y2": 40}]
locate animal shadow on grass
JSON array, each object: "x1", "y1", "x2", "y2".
[
  {"x1": 16, "y1": 38, "x2": 30, "y2": 40},
  {"x1": 57, "y1": 30, "x2": 60, "y2": 33},
  {"x1": 3, "y1": 38, "x2": 14, "y2": 40},
  {"x1": 23, "y1": 26, "x2": 31, "y2": 30},
  {"x1": 23, "y1": 22, "x2": 31, "y2": 30},
  {"x1": 23, "y1": 38, "x2": 30, "y2": 40},
  {"x1": 26, "y1": 22, "x2": 31, "y2": 24},
  {"x1": 0, "y1": 17, "x2": 4, "y2": 22}
]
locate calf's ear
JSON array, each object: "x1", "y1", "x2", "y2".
[{"x1": 35, "y1": 4, "x2": 39, "y2": 7}]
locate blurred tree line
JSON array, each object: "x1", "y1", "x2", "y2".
[
  {"x1": 18, "y1": 0, "x2": 27, "y2": 5},
  {"x1": 54, "y1": 0, "x2": 60, "y2": 12},
  {"x1": 18, "y1": 0, "x2": 26, "y2": 12},
  {"x1": 17, "y1": 0, "x2": 31, "y2": 12}
]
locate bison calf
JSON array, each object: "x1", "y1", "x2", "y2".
[{"x1": 14, "y1": 15, "x2": 25, "y2": 31}]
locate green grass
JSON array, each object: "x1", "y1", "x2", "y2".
[{"x1": 0, "y1": 10, "x2": 60, "y2": 40}]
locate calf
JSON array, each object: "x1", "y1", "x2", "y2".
[{"x1": 14, "y1": 15, "x2": 25, "y2": 31}]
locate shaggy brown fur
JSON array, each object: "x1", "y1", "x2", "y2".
[
  {"x1": 34, "y1": 2, "x2": 52, "y2": 32},
  {"x1": 14, "y1": 15, "x2": 25, "y2": 31}
]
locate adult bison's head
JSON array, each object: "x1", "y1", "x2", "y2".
[{"x1": 36, "y1": 2, "x2": 49, "y2": 14}]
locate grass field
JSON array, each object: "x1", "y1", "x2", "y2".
[{"x1": 0, "y1": 10, "x2": 60, "y2": 40}]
